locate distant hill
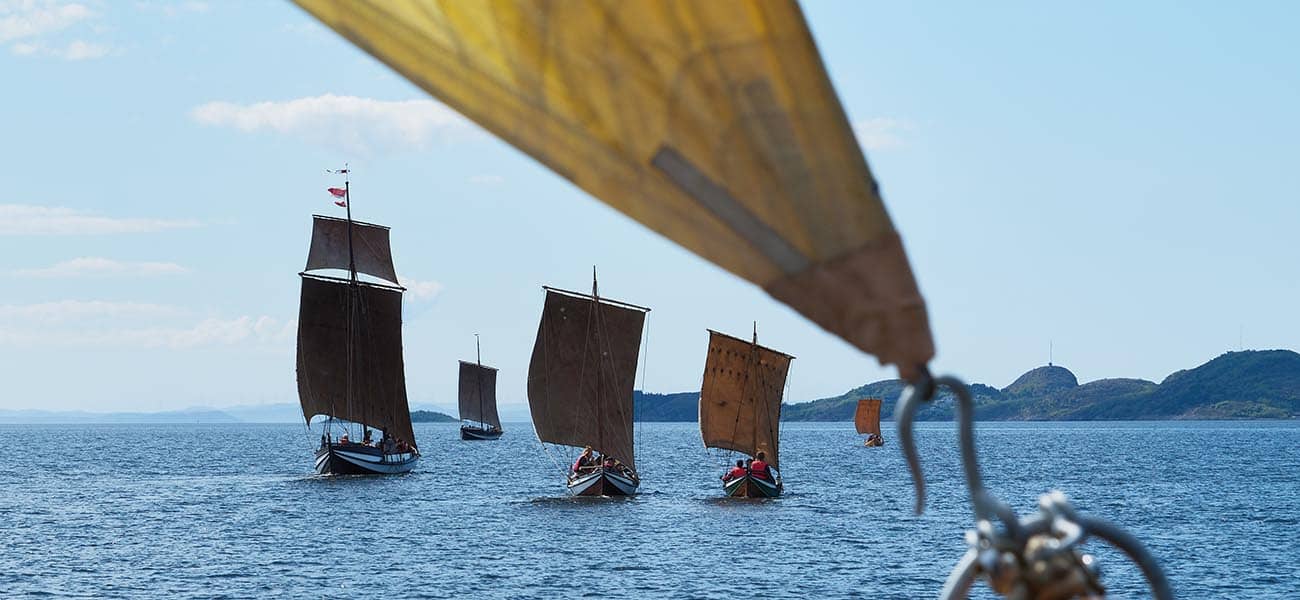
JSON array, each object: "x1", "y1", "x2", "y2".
[
  {"x1": 0, "y1": 408, "x2": 240, "y2": 424},
  {"x1": 410, "y1": 410, "x2": 458, "y2": 423},
  {"x1": 634, "y1": 391, "x2": 700, "y2": 421},
  {"x1": 629, "y1": 350, "x2": 1300, "y2": 422},
  {"x1": 2, "y1": 406, "x2": 460, "y2": 425}
]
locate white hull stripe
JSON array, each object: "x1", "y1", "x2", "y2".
[
  {"x1": 567, "y1": 470, "x2": 639, "y2": 495},
  {"x1": 330, "y1": 451, "x2": 417, "y2": 474}
]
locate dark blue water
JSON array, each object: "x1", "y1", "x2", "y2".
[{"x1": 2, "y1": 421, "x2": 1297, "y2": 598}]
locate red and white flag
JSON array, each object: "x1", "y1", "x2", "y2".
[{"x1": 327, "y1": 187, "x2": 347, "y2": 207}]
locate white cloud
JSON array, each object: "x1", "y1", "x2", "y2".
[
  {"x1": 10, "y1": 38, "x2": 109, "y2": 59},
  {"x1": 0, "y1": 204, "x2": 200, "y2": 235},
  {"x1": 854, "y1": 117, "x2": 912, "y2": 151},
  {"x1": 12, "y1": 257, "x2": 188, "y2": 278},
  {"x1": 468, "y1": 174, "x2": 504, "y2": 186},
  {"x1": 189, "y1": 94, "x2": 475, "y2": 155},
  {"x1": 59, "y1": 38, "x2": 106, "y2": 58},
  {"x1": 0, "y1": 309, "x2": 296, "y2": 349},
  {"x1": 0, "y1": 300, "x2": 186, "y2": 323},
  {"x1": 133, "y1": 1, "x2": 208, "y2": 16},
  {"x1": 400, "y1": 275, "x2": 443, "y2": 301},
  {"x1": 282, "y1": 20, "x2": 326, "y2": 37},
  {"x1": 0, "y1": 0, "x2": 93, "y2": 43}
]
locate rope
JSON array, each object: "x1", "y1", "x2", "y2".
[
  {"x1": 635, "y1": 312, "x2": 651, "y2": 475},
  {"x1": 775, "y1": 359, "x2": 793, "y2": 470},
  {"x1": 725, "y1": 342, "x2": 751, "y2": 460},
  {"x1": 537, "y1": 292, "x2": 574, "y2": 481},
  {"x1": 593, "y1": 299, "x2": 635, "y2": 471}
]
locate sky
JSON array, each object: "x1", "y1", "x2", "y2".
[{"x1": 2, "y1": 1, "x2": 1297, "y2": 417}]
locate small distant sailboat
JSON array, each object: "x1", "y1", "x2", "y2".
[
  {"x1": 699, "y1": 325, "x2": 794, "y2": 498},
  {"x1": 296, "y1": 175, "x2": 419, "y2": 475},
  {"x1": 526, "y1": 270, "x2": 649, "y2": 496},
  {"x1": 459, "y1": 335, "x2": 502, "y2": 440},
  {"x1": 855, "y1": 398, "x2": 886, "y2": 447}
]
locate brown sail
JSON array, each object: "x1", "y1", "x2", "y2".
[
  {"x1": 699, "y1": 330, "x2": 793, "y2": 469},
  {"x1": 458, "y1": 360, "x2": 500, "y2": 430},
  {"x1": 296, "y1": 275, "x2": 416, "y2": 447},
  {"x1": 855, "y1": 398, "x2": 883, "y2": 436},
  {"x1": 305, "y1": 215, "x2": 400, "y2": 285},
  {"x1": 526, "y1": 288, "x2": 647, "y2": 469}
]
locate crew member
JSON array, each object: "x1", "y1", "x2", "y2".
[
  {"x1": 722, "y1": 459, "x2": 746, "y2": 482},
  {"x1": 750, "y1": 452, "x2": 772, "y2": 480}
]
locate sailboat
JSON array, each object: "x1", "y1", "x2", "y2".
[
  {"x1": 296, "y1": 176, "x2": 419, "y2": 475},
  {"x1": 855, "y1": 398, "x2": 886, "y2": 447},
  {"x1": 459, "y1": 335, "x2": 502, "y2": 440},
  {"x1": 526, "y1": 270, "x2": 649, "y2": 496},
  {"x1": 699, "y1": 325, "x2": 795, "y2": 498}
]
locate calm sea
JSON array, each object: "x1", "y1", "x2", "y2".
[{"x1": 2, "y1": 421, "x2": 1297, "y2": 598}]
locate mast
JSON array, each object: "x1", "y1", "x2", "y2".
[
  {"x1": 475, "y1": 333, "x2": 484, "y2": 430},
  {"x1": 342, "y1": 167, "x2": 357, "y2": 437},
  {"x1": 593, "y1": 266, "x2": 603, "y2": 458},
  {"x1": 343, "y1": 167, "x2": 357, "y2": 284},
  {"x1": 753, "y1": 321, "x2": 761, "y2": 458}
]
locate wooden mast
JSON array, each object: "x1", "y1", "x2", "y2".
[
  {"x1": 342, "y1": 166, "x2": 357, "y2": 439},
  {"x1": 475, "y1": 333, "x2": 484, "y2": 431},
  {"x1": 593, "y1": 266, "x2": 603, "y2": 459}
]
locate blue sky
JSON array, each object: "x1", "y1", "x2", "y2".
[{"x1": 2, "y1": 1, "x2": 1297, "y2": 416}]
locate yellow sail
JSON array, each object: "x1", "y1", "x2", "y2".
[{"x1": 294, "y1": 0, "x2": 934, "y2": 375}]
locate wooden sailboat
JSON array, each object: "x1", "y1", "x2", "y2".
[
  {"x1": 855, "y1": 398, "x2": 886, "y2": 447},
  {"x1": 526, "y1": 270, "x2": 649, "y2": 496},
  {"x1": 459, "y1": 335, "x2": 502, "y2": 440},
  {"x1": 296, "y1": 175, "x2": 419, "y2": 475},
  {"x1": 699, "y1": 325, "x2": 794, "y2": 498}
]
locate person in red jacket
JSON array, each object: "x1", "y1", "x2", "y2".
[
  {"x1": 722, "y1": 459, "x2": 746, "y2": 482},
  {"x1": 750, "y1": 451, "x2": 772, "y2": 480},
  {"x1": 572, "y1": 446, "x2": 596, "y2": 475}
]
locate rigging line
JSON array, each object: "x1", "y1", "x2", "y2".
[
  {"x1": 577, "y1": 295, "x2": 598, "y2": 455},
  {"x1": 775, "y1": 357, "x2": 794, "y2": 468},
  {"x1": 758, "y1": 344, "x2": 777, "y2": 466},
  {"x1": 701, "y1": 369, "x2": 731, "y2": 472},
  {"x1": 594, "y1": 298, "x2": 635, "y2": 465},
  {"x1": 727, "y1": 339, "x2": 756, "y2": 459},
  {"x1": 535, "y1": 292, "x2": 571, "y2": 480},
  {"x1": 538, "y1": 439, "x2": 570, "y2": 483},
  {"x1": 600, "y1": 302, "x2": 637, "y2": 467},
  {"x1": 635, "y1": 311, "x2": 651, "y2": 472}
]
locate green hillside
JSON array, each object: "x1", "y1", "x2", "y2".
[
  {"x1": 632, "y1": 350, "x2": 1300, "y2": 421},
  {"x1": 410, "y1": 410, "x2": 458, "y2": 423},
  {"x1": 634, "y1": 391, "x2": 700, "y2": 421}
]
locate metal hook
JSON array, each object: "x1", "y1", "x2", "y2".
[
  {"x1": 897, "y1": 372, "x2": 990, "y2": 521},
  {"x1": 899, "y1": 373, "x2": 1174, "y2": 599}
]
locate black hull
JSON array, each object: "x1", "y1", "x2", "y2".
[
  {"x1": 568, "y1": 468, "x2": 639, "y2": 496},
  {"x1": 723, "y1": 473, "x2": 782, "y2": 498},
  {"x1": 314, "y1": 443, "x2": 418, "y2": 475},
  {"x1": 460, "y1": 426, "x2": 503, "y2": 441}
]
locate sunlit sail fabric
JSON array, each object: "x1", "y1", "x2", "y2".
[
  {"x1": 292, "y1": 0, "x2": 934, "y2": 377},
  {"x1": 296, "y1": 276, "x2": 416, "y2": 447},
  {"x1": 854, "y1": 398, "x2": 882, "y2": 436},
  {"x1": 526, "y1": 289, "x2": 646, "y2": 469},
  {"x1": 305, "y1": 215, "x2": 400, "y2": 285},
  {"x1": 458, "y1": 360, "x2": 500, "y2": 430},
  {"x1": 699, "y1": 330, "x2": 792, "y2": 469}
]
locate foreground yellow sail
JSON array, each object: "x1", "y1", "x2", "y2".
[{"x1": 293, "y1": 0, "x2": 934, "y2": 377}]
